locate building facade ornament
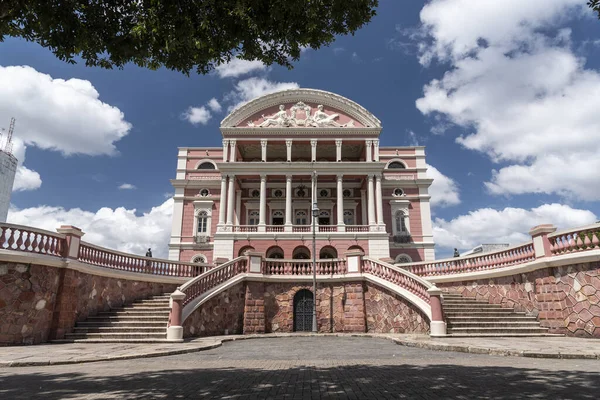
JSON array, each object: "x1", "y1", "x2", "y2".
[{"x1": 247, "y1": 102, "x2": 356, "y2": 128}]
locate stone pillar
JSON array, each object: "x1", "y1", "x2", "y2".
[
  {"x1": 427, "y1": 285, "x2": 447, "y2": 337},
  {"x1": 258, "y1": 174, "x2": 267, "y2": 232},
  {"x1": 222, "y1": 139, "x2": 229, "y2": 162},
  {"x1": 286, "y1": 139, "x2": 293, "y2": 162},
  {"x1": 246, "y1": 251, "x2": 263, "y2": 273},
  {"x1": 345, "y1": 250, "x2": 363, "y2": 273},
  {"x1": 235, "y1": 190, "x2": 242, "y2": 226},
  {"x1": 229, "y1": 139, "x2": 237, "y2": 162},
  {"x1": 311, "y1": 139, "x2": 317, "y2": 162},
  {"x1": 285, "y1": 174, "x2": 293, "y2": 231},
  {"x1": 342, "y1": 283, "x2": 366, "y2": 333},
  {"x1": 529, "y1": 224, "x2": 557, "y2": 258},
  {"x1": 367, "y1": 175, "x2": 376, "y2": 227},
  {"x1": 373, "y1": 139, "x2": 380, "y2": 162},
  {"x1": 167, "y1": 288, "x2": 186, "y2": 341},
  {"x1": 336, "y1": 174, "x2": 345, "y2": 231},
  {"x1": 226, "y1": 175, "x2": 235, "y2": 226},
  {"x1": 375, "y1": 174, "x2": 384, "y2": 226},
  {"x1": 218, "y1": 176, "x2": 227, "y2": 227},
  {"x1": 56, "y1": 225, "x2": 85, "y2": 259},
  {"x1": 365, "y1": 140, "x2": 373, "y2": 162},
  {"x1": 243, "y1": 282, "x2": 266, "y2": 334},
  {"x1": 360, "y1": 189, "x2": 367, "y2": 225},
  {"x1": 335, "y1": 139, "x2": 342, "y2": 162},
  {"x1": 261, "y1": 139, "x2": 268, "y2": 162}
]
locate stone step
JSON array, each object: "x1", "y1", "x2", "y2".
[
  {"x1": 442, "y1": 304, "x2": 508, "y2": 309},
  {"x1": 447, "y1": 327, "x2": 549, "y2": 334},
  {"x1": 98, "y1": 310, "x2": 170, "y2": 316},
  {"x1": 445, "y1": 316, "x2": 538, "y2": 322},
  {"x1": 87, "y1": 316, "x2": 169, "y2": 322},
  {"x1": 134, "y1": 299, "x2": 170, "y2": 304},
  {"x1": 65, "y1": 332, "x2": 167, "y2": 339},
  {"x1": 443, "y1": 301, "x2": 501, "y2": 306},
  {"x1": 447, "y1": 321, "x2": 542, "y2": 328},
  {"x1": 73, "y1": 327, "x2": 166, "y2": 333},
  {"x1": 446, "y1": 333, "x2": 563, "y2": 338},
  {"x1": 444, "y1": 311, "x2": 525, "y2": 317},
  {"x1": 109, "y1": 306, "x2": 172, "y2": 312},
  {"x1": 76, "y1": 321, "x2": 166, "y2": 327},
  {"x1": 52, "y1": 339, "x2": 183, "y2": 344}
]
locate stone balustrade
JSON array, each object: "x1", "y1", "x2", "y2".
[
  {"x1": 263, "y1": 258, "x2": 348, "y2": 275},
  {"x1": 548, "y1": 224, "x2": 600, "y2": 255},
  {"x1": 362, "y1": 257, "x2": 431, "y2": 302},
  {"x1": 0, "y1": 223, "x2": 65, "y2": 257}
]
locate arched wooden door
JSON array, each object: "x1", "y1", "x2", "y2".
[{"x1": 293, "y1": 289, "x2": 314, "y2": 332}]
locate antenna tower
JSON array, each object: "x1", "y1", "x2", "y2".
[{"x1": 4, "y1": 118, "x2": 15, "y2": 155}]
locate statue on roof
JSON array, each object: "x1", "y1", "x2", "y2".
[{"x1": 258, "y1": 105, "x2": 290, "y2": 127}]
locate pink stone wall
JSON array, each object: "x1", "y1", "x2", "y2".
[
  {"x1": 439, "y1": 261, "x2": 600, "y2": 337},
  {"x1": 364, "y1": 283, "x2": 429, "y2": 333},
  {"x1": 0, "y1": 262, "x2": 177, "y2": 345},
  {"x1": 389, "y1": 248, "x2": 425, "y2": 263},
  {"x1": 182, "y1": 282, "x2": 246, "y2": 337}
]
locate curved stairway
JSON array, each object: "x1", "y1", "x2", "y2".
[
  {"x1": 53, "y1": 294, "x2": 173, "y2": 343},
  {"x1": 443, "y1": 293, "x2": 559, "y2": 337}
]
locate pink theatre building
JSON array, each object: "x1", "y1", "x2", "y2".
[{"x1": 168, "y1": 89, "x2": 435, "y2": 264}]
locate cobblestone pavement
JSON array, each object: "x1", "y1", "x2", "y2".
[{"x1": 1, "y1": 337, "x2": 599, "y2": 399}]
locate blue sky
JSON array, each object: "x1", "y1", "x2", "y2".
[{"x1": 2, "y1": 0, "x2": 600, "y2": 258}]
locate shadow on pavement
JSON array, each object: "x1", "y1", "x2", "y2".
[{"x1": 1, "y1": 363, "x2": 599, "y2": 399}]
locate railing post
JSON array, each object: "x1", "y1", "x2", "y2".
[
  {"x1": 246, "y1": 251, "x2": 264, "y2": 274},
  {"x1": 167, "y1": 288, "x2": 186, "y2": 341},
  {"x1": 529, "y1": 224, "x2": 557, "y2": 258},
  {"x1": 427, "y1": 285, "x2": 446, "y2": 337},
  {"x1": 345, "y1": 251, "x2": 364, "y2": 274},
  {"x1": 56, "y1": 225, "x2": 84, "y2": 259}
]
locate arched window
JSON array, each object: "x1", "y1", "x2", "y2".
[
  {"x1": 197, "y1": 211, "x2": 209, "y2": 233},
  {"x1": 343, "y1": 210, "x2": 354, "y2": 225},
  {"x1": 191, "y1": 254, "x2": 207, "y2": 263},
  {"x1": 395, "y1": 210, "x2": 407, "y2": 233},
  {"x1": 272, "y1": 210, "x2": 284, "y2": 225},
  {"x1": 197, "y1": 162, "x2": 216, "y2": 170},
  {"x1": 238, "y1": 246, "x2": 255, "y2": 256},
  {"x1": 388, "y1": 161, "x2": 406, "y2": 169},
  {"x1": 295, "y1": 210, "x2": 308, "y2": 225},
  {"x1": 248, "y1": 210, "x2": 260, "y2": 225},
  {"x1": 319, "y1": 246, "x2": 337, "y2": 259},
  {"x1": 267, "y1": 246, "x2": 285, "y2": 259},
  {"x1": 395, "y1": 254, "x2": 412, "y2": 264},
  {"x1": 292, "y1": 246, "x2": 311, "y2": 259}
]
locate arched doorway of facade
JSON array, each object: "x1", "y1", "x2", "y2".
[
  {"x1": 319, "y1": 246, "x2": 337, "y2": 259},
  {"x1": 238, "y1": 246, "x2": 255, "y2": 257},
  {"x1": 292, "y1": 246, "x2": 311, "y2": 259},
  {"x1": 293, "y1": 289, "x2": 314, "y2": 332},
  {"x1": 348, "y1": 245, "x2": 364, "y2": 253},
  {"x1": 266, "y1": 245, "x2": 285, "y2": 259}
]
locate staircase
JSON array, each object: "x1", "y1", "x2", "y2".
[
  {"x1": 443, "y1": 292, "x2": 556, "y2": 337},
  {"x1": 54, "y1": 294, "x2": 173, "y2": 343}
]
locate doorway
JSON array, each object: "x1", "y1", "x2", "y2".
[{"x1": 293, "y1": 289, "x2": 314, "y2": 332}]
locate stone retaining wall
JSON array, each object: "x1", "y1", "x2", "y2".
[
  {"x1": 0, "y1": 262, "x2": 177, "y2": 345},
  {"x1": 364, "y1": 283, "x2": 429, "y2": 334},
  {"x1": 438, "y1": 261, "x2": 600, "y2": 337}
]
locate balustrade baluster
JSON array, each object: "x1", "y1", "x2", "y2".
[
  {"x1": 23, "y1": 231, "x2": 32, "y2": 252},
  {"x1": 15, "y1": 230, "x2": 24, "y2": 250},
  {"x1": 31, "y1": 234, "x2": 40, "y2": 253}
]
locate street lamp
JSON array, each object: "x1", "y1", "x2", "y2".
[{"x1": 311, "y1": 201, "x2": 319, "y2": 333}]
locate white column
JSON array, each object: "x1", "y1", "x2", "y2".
[
  {"x1": 335, "y1": 139, "x2": 342, "y2": 162},
  {"x1": 258, "y1": 174, "x2": 267, "y2": 231},
  {"x1": 285, "y1": 174, "x2": 293, "y2": 231},
  {"x1": 311, "y1": 139, "x2": 317, "y2": 162},
  {"x1": 311, "y1": 172, "x2": 317, "y2": 225},
  {"x1": 261, "y1": 139, "x2": 268, "y2": 162},
  {"x1": 229, "y1": 140, "x2": 237, "y2": 162},
  {"x1": 286, "y1": 140, "x2": 293, "y2": 162},
  {"x1": 222, "y1": 140, "x2": 229, "y2": 162},
  {"x1": 235, "y1": 190, "x2": 241, "y2": 226},
  {"x1": 367, "y1": 175, "x2": 376, "y2": 226},
  {"x1": 336, "y1": 174, "x2": 345, "y2": 231},
  {"x1": 373, "y1": 139, "x2": 380, "y2": 162},
  {"x1": 365, "y1": 140, "x2": 373, "y2": 162},
  {"x1": 360, "y1": 189, "x2": 367, "y2": 225},
  {"x1": 375, "y1": 174, "x2": 384, "y2": 225},
  {"x1": 218, "y1": 176, "x2": 227, "y2": 227},
  {"x1": 226, "y1": 175, "x2": 235, "y2": 226}
]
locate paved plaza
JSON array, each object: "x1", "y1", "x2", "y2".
[{"x1": 1, "y1": 337, "x2": 599, "y2": 399}]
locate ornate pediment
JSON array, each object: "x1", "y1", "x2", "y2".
[{"x1": 220, "y1": 88, "x2": 382, "y2": 129}]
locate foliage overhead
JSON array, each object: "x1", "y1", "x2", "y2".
[
  {"x1": 590, "y1": 0, "x2": 600, "y2": 18},
  {"x1": 0, "y1": 0, "x2": 378, "y2": 75}
]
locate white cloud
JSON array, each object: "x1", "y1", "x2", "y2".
[
  {"x1": 433, "y1": 203, "x2": 597, "y2": 252},
  {"x1": 333, "y1": 47, "x2": 346, "y2": 55},
  {"x1": 415, "y1": 0, "x2": 600, "y2": 200},
  {"x1": 183, "y1": 106, "x2": 212, "y2": 125},
  {"x1": 427, "y1": 164, "x2": 460, "y2": 208},
  {"x1": 118, "y1": 183, "x2": 136, "y2": 190},
  {"x1": 207, "y1": 98, "x2": 222, "y2": 113},
  {"x1": 0, "y1": 65, "x2": 131, "y2": 156},
  {"x1": 8, "y1": 138, "x2": 41, "y2": 192},
  {"x1": 215, "y1": 58, "x2": 266, "y2": 78},
  {"x1": 225, "y1": 77, "x2": 299, "y2": 111},
  {"x1": 7, "y1": 198, "x2": 174, "y2": 259}
]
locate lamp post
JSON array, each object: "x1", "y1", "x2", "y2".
[{"x1": 312, "y1": 201, "x2": 319, "y2": 333}]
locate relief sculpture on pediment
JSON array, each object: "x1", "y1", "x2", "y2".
[{"x1": 247, "y1": 102, "x2": 355, "y2": 128}]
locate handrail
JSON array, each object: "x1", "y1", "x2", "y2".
[
  {"x1": 548, "y1": 224, "x2": 600, "y2": 255},
  {"x1": 362, "y1": 256, "x2": 432, "y2": 302},
  {"x1": 263, "y1": 258, "x2": 347, "y2": 275},
  {"x1": 0, "y1": 223, "x2": 65, "y2": 257},
  {"x1": 405, "y1": 242, "x2": 535, "y2": 277},
  {"x1": 78, "y1": 241, "x2": 211, "y2": 277},
  {"x1": 179, "y1": 256, "x2": 248, "y2": 307}
]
